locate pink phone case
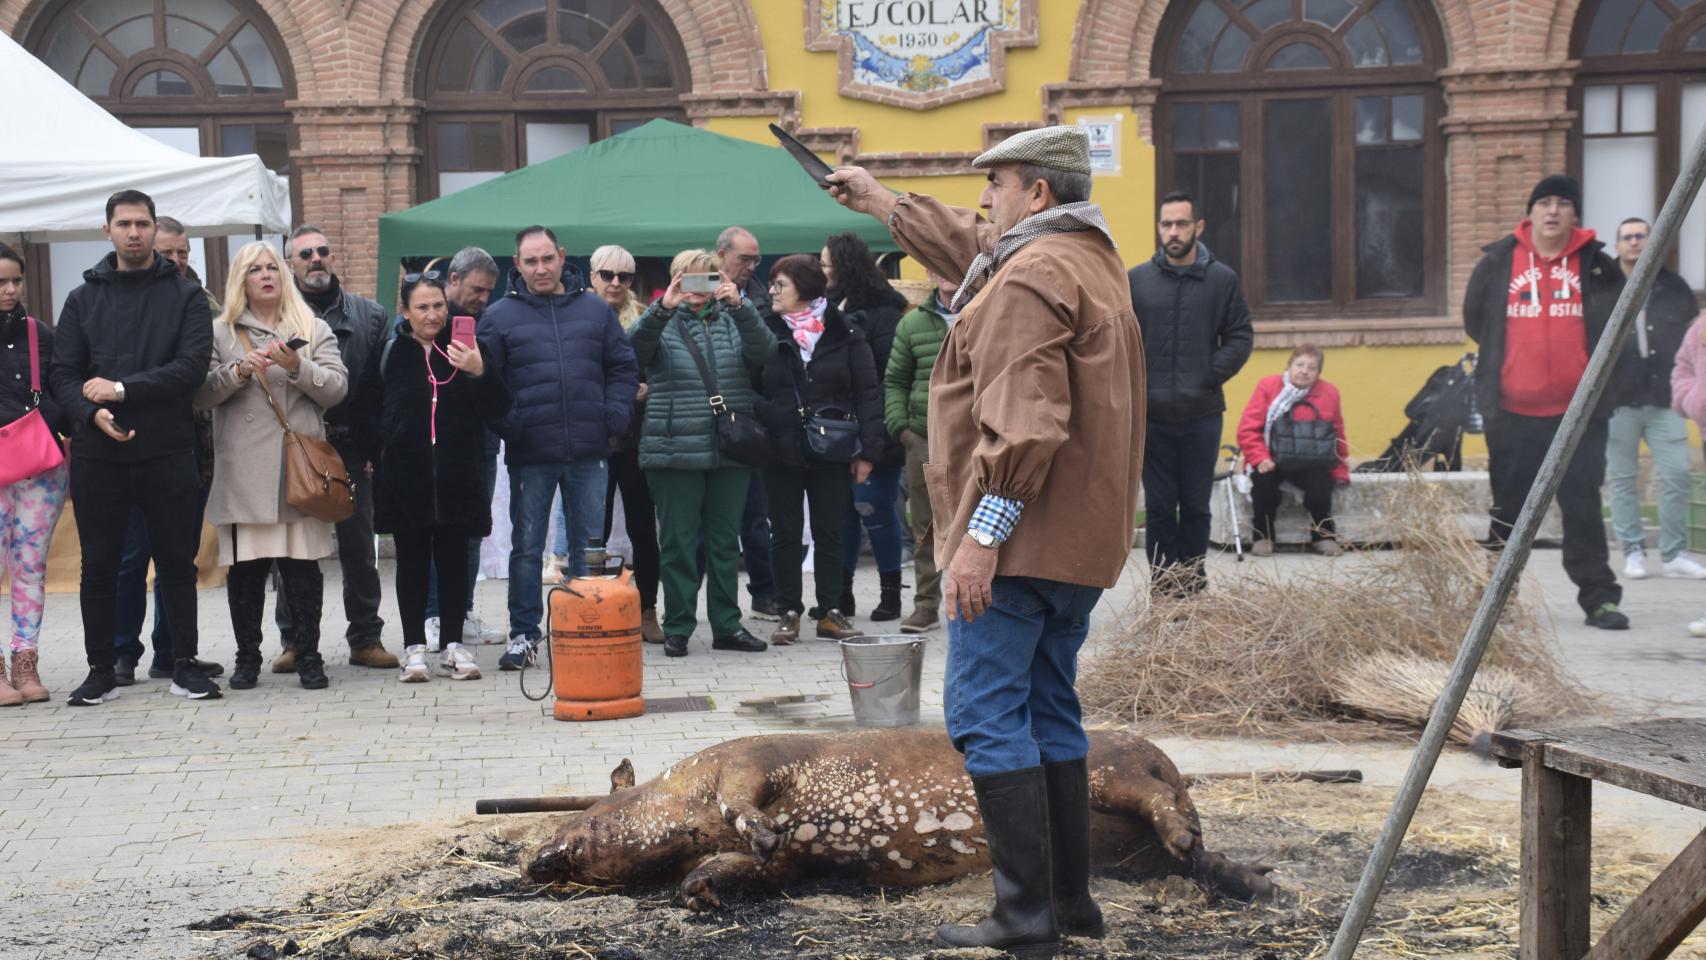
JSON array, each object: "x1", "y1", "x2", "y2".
[{"x1": 451, "y1": 315, "x2": 476, "y2": 349}]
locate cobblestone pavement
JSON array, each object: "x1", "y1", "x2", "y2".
[{"x1": 6, "y1": 546, "x2": 1705, "y2": 958}]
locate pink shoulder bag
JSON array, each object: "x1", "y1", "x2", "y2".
[{"x1": 0, "y1": 318, "x2": 65, "y2": 486}]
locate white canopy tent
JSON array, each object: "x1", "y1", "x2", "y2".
[{"x1": 0, "y1": 29, "x2": 291, "y2": 242}]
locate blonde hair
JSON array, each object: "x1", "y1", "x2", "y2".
[
  {"x1": 591, "y1": 244, "x2": 642, "y2": 329},
  {"x1": 670, "y1": 248, "x2": 717, "y2": 277},
  {"x1": 220, "y1": 242, "x2": 315, "y2": 349}
]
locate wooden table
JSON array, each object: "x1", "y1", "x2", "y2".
[{"x1": 1491, "y1": 719, "x2": 1706, "y2": 960}]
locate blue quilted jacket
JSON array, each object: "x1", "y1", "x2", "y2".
[{"x1": 478, "y1": 265, "x2": 639, "y2": 465}]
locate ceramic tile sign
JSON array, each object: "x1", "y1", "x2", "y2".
[{"x1": 806, "y1": 0, "x2": 1039, "y2": 109}]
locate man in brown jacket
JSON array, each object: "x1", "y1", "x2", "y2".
[{"x1": 829, "y1": 126, "x2": 1144, "y2": 957}]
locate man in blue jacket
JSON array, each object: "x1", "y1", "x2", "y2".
[{"x1": 481, "y1": 225, "x2": 639, "y2": 670}]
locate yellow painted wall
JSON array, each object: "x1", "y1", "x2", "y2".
[
  {"x1": 704, "y1": 3, "x2": 1158, "y2": 261},
  {"x1": 703, "y1": 4, "x2": 1501, "y2": 458}
]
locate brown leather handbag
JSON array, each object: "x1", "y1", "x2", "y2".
[{"x1": 237, "y1": 329, "x2": 354, "y2": 523}]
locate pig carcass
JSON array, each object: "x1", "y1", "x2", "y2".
[{"x1": 525, "y1": 728, "x2": 1275, "y2": 911}]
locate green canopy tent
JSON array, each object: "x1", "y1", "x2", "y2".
[{"x1": 375, "y1": 119, "x2": 898, "y2": 310}]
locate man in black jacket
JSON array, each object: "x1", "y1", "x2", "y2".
[
  {"x1": 1604, "y1": 216, "x2": 1706, "y2": 581},
  {"x1": 1463, "y1": 174, "x2": 1628, "y2": 629},
  {"x1": 273, "y1": 224, "x2": 400, "y2": 671},
  {"x1": 1127, "y1": 190, "x2": 1253, "y2": 595},
  {"x1": 53, "y1": 189, "x2": 219, "y2": 704}
]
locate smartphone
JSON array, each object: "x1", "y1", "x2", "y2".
[
  {"x1": 451, "y1": 315, "x2": 477, "y2": 350},
  {"x1": 680, "y1": 272, "x2": 721, "y2": 294},
  {"x1": 283, "y1": 336, "x2": 309, "y2": 351}
]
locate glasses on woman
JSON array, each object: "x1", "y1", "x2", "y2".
[
  {"x1": 596, "y1": 269, "x2": 635, "y2": 285},
  {"x1": 403, "y1": 270, "x2": 442, "y2": 283}
]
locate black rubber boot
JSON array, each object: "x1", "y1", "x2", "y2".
[
  {"x1": 226, "y1": 562, "x2": 267, "y2": 690},
  {"x1": 1044, "y1": 758, "x2": 1104, "y2": 938},
  {"x1": 934, "y1": 766, "x2": 1058, "y2": 958},
  {"x1": 838, "y1": 568, "x2": 857, "y2": 617},
  {"x1": 871, "y1": 570, "x2": 903, "y2": 621}
]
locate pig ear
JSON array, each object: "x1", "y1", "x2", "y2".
[{"x1": 610, "y1": 758, "x2": 636, "y2": 792}]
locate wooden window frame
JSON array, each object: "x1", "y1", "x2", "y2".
[{"x1": 1156, "y1": 0, "x2": 1448, "y2": 324}]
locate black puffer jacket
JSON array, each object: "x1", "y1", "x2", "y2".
[
  {"x1": 360, "y1": 323, "x2": 513, "y2": 535},
  {"x1": 1126, "y1": 242, "x2": 1254, "y2": 424},
  {"x1": 753, "y1": 305, "x2": 885, "y2": 469},
  {"x1": 0, "y1": 306, "x2": 68, "y2": 436},
  {"x1": 1613, "y1": 267, "x2": 1699, "y2": 410},
  {"x1": 303, "y1": 278, "x2": 390, "y2": 458},
  {"x1": 50, "y1": 253, "x2": 212, "y2": 463},
  {"x1": 839, "y1": 284, "x2": 911, "y2": 468}
]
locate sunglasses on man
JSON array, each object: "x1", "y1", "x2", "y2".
[
  {"x1": 296, "y1": 244, "x2": 332, "y2": 261},
  {"x1": 596, "y1": 269, "x2": 635, "y2": 284}
]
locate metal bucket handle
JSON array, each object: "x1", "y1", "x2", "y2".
[{"x1": 839, "y1": 639, "x2": 924, "y2": 689}]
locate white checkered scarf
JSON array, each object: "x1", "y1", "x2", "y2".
[{"x1": 950, "y1": 201, "x2": 1117, "y2": 312}]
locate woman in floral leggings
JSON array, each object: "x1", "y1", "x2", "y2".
[{"x1": 0, "y1": 243, "x2": 70, "y2": 705}]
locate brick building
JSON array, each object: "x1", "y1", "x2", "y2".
[{"x1": 2, "y1": 0, "x2": 1701, "y2": 446}]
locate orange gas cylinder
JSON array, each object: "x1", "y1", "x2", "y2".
[{"x1": 547, "y1": 548, "x2": 644, "y2": 721}]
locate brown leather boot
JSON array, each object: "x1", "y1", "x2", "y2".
[
  {"x1": 640, "y1": 609, "x2": 665, "y2": 644},
  {"x1": 900, "y1": 607, "x2": 939, "y2": 634},
  {"x1": 270, "y1": 648, "x2": 297, "y2": 673},
  {"x1": 10, "y1": 651, "x2": 48, "y2": 703},
  {"x1": 349, "y1": 644, "x2": 400, "y2": 669},
  {"x1": 815, "y1": 610, "x2": 863, "y2": 641},
  {"x1": 0, "y1": 656, "x2": 21, "y2": 707}
]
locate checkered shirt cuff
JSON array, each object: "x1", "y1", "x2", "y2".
[{"x1": 967, "y1": 494, "x2": 1023, "y2": 545}]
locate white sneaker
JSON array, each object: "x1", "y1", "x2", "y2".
[
  {"x1": 398, "y1": 644, "x2": 431, "y2": 683},
  {"x1": 542, "y1": 555, "x2": 564, "y2": 584},
  {"x1": 1689, "y1": 616, "x2": 1706, "y2": 637},
  {"x1": 1624, "y1": 550, "x2": 1647, "y2": 579},
  {"x1": 438, "y1": 642, "x2": 482, "y2": 680},
  {"x1": 425, "y1": 616, "x2": 441, "y2": 652},
  {"x1": 1663, "y1": 553, "x2": 1706, "y2": 579},
  {"x1": 463, "y1": 616, "x2": 502, "y2": 643}
]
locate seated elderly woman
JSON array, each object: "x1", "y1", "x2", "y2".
[{"x1": 1235, "y1": 343, "x2": 1349, "y2": 557}]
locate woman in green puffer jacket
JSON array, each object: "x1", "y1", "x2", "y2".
[
  {"x1": 883, "y1": 272, "x2": 957, "y2": 634},
  {"x1": 628, "y1": 249, "x2": 776, "y2": 659}
]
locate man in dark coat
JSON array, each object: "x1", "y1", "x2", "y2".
[
  {"x1": 481, "y1": 225, "x2": 639, "y2": 669},
  {"x1": 53, "y1": 189, "x2": 218, "y2": 705},
  {"x1": 1603, "y1": 216, "x2": 1706, "y2": 582},
  {"x1": 1127, "y1": 190, "x2": 1253, "y2": 596},
  {"x1": 714, "y1": 225, "x2": 779, "y2": 619},
  {"x1": 272, "y1": 224, "x2": 400, "y2": 671},
  {"x1": 1463, "y1": 173, "x2": 1628, "y2": 629}
]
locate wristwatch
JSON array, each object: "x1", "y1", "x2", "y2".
[
  {"x1": 966, "y1": 528, "x2": 999, "y2": 549},
  {"x1": 113, "y1": 381, "x2": 126, "y2": 403}
]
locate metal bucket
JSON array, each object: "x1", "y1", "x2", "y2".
[{"x1": 839, "y1": 635, "x2": 926, "y2": 727}]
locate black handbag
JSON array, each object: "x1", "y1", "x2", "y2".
[
  {"x1": 787, "y1": 356, "x2": 862, "y2": 463},
  {"x1": 1268, "y1": 399, "x2": 1340, "y2": 471},
  {"x1": 676, "y1": 319, "x2": 770, "y2": 468}
]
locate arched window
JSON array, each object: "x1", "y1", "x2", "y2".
[
  {"x1": 1157, "y1": 0, "x2": 1446, "y2": 318},
  {"x1": 418, "y1": 0, "x2": 690, "y2": 199},
  {"x1": 27, "y1": 0, "x2": 295, "y2": 316},
  {"x1": 1572, "y1": 0, "x2": 1706, "y2": 288}
]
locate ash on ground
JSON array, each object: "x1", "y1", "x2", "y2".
[{"x1": 189, "y1": 779, "x2": 1696, "y2": 959}]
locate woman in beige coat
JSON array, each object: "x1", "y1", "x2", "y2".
[{"x1": 197, "y1": 242, "x2": 347, "y2": 691}]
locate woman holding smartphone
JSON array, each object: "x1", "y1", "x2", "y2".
[
  {"x1": 359, "y1": 272, "x2": 510, "y2": 682},
  {"x1": 198, "y1": 242, "x2": 348, "y2": 691}
]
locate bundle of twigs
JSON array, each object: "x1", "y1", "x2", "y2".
[
  {"x1": 1079, "y1": 472, "x2": 1589, "y2": 739},
  {"x1": 1333, "y1": 651, "x2": 1536, "y2": 756}
]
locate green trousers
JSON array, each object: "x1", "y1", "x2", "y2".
[
  {"x1": 645, "y1": 466, "x2": 751, "y2": 638},
  {"x1": 763, "y1": 463, "x2": 853, "y2": 615}
]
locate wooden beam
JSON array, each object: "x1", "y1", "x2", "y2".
[
  {"x1": 1521, "y1": 741, "x2": 1593, "y2": 960},
  {"x1": 1583, "y1": 827, "x2": 1706, "y2": 960}
]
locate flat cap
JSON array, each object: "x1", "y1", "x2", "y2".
[{"x1": 973, "y1": 125, "x2": 1091, "y2": 176}]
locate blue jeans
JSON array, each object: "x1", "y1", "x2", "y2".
[
  {"x1": 427, "y1": 439, "x2": 499, "y2": 619},
  {"x1": 843, "y1": 463, "x2": 904, "y2": 573},
  {"x1": 944, "y1": 576, "x2": 1103, "y2": 777},
  {"x1": 508, "y1": 457, "x2": 607, "y2": 641},
  {"x1": 1606, "y1": 404, "x2": 1692, "y2": 562},
  {"x1": 114, "y1": 485, "x2": 211, "y2": 668}
]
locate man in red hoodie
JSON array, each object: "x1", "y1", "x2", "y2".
[{"x1": 1464, "y1": 174, "x2": 1629, "y2": 629}]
